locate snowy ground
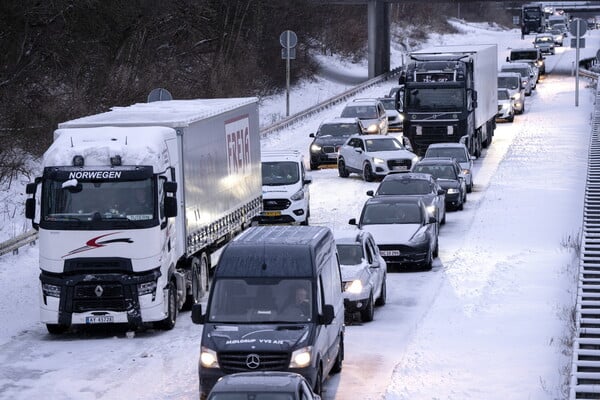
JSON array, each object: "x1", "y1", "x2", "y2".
[{"x1": 0, "y1": 20, "x2": 598, "y2": 400}]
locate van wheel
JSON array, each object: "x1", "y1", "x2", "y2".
[
  {"x1": 46, "y1": 323, "x2": 69, "y2": 335},
  {"x1": 330, "y1": 336, "x2": 344, "y2": 374},
  {"x1": 183, "y1": 254, "x2": 209, "y2": 310},
  {"x1": 338, "y1": 158, "x2": 349, "y2": 178},
  {"x1": 156, "y1": 280, "x2": 177, "y2": 330},
  {"x1": 363, "y1": 163, "x2": 375, "y2": 182},
  {"x1": 301, "y1": 213, "x2": 309, "y2": 226},
  {"x1": 360, "y1": 293, "x2": 374, "y2": 322},
  {"x1": 313, "y1": 365, "x2": 323, "y2": 395},
  {"x1": 375, "y1": 279, "x2": 386, "y2": 306}
]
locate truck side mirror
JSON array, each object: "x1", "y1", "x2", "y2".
[
  {"x1": 394, "y1": 89, "x2": 403, "y2": 111},
  {"x1": 320, "y1": 304, "x2": 334, "y2": 325},
  {"x1": 26, "y1": 182, "x2": 37, "y2": 195},
  {"x1": 164, "y1": 181, "x2": 177, "y2": 193},
  {"x1": 191, "y1": 303, "x2": 205, "y2": 324},
  {"x1": 164, "y1": 196, "x2": 178, "y2": 218}
]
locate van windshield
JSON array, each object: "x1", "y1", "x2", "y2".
[
  {"x1": 262, "y1": 161, "x2": 300, "y2": 185},
  {"x1": 208, "y1": 279, "x2": 313, "y2": 323}
]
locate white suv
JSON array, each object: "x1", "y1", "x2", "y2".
[
  {"x1": 337, "y1": 134, "x2": 418, "y2": 181},
  {"x1": 260, "y1": 150, "x2": 312, "y2": 225}
]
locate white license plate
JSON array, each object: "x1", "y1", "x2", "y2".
[
  {"x1": 380, "y1": 250, "x2": 401, "y2": 256},
  {"x1": 392, "y1": 166, "x2": 408, "y2": 171},
  {"x1": 85, "y1": 316, "x2": 114, "y2": 324},
  {"x1": 327, "y1": 153, "x2": 338, "y2": 159}
]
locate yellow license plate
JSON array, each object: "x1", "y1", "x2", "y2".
[{"x1": 263, "y1": 211, "x2": 281, "y2": 217}]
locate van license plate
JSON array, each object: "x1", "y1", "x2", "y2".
[
  {"x1": 86, "y1": 316, "x2": 114, "y2": 324},
  {"x1": 263, "y1": 211, "x2": 281, "y2": 217}
]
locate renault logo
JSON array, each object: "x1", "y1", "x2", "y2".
[
  {"x1": 246, "y1": 354, "x2": 260, "y2": 369},
  {"x1": 94, "y1": 285, "x2": 104, "y2": 297}
]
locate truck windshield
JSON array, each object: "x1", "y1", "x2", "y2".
[
  {"x1": 405, "y1": 88, "x2": 464, "y2": 111},
  {"x1": 41, "y1": 178, "x2": 157, "y2": 228},
  {"x1": 207, "y1": 278, "x2": 313, "y2": 323},
  {"x1": 262, "y1": 161, "x2": 300, "y2": 185}
]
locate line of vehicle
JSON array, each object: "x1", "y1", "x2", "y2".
[{"x1": 569, "y1": 78, "x2": 600, "y2": 399}]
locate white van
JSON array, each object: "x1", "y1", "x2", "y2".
[{"x1": 259, "y1": 150, "x2": 312, "y2": 225}]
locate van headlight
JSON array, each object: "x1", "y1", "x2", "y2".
[
  {"x1": 290, "y1": 189, "x2": 305, "y2": 201},
  {"x1": 200, "y1": 347, "x2": 220, "y2": 368},
  {"x1": 289, "y1": 346, "x2": 312, "y2": 368}
]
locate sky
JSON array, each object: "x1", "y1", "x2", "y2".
[{"x1": 0, "y1": 18, "x2": 598, "y2": 400}]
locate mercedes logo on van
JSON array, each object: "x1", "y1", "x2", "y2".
[
  {"x1": 95, "y1": 285, "x2": 104, "y2": 297},
  {"x1": 246, "y1": 354, "x2": 260, "y2": 369}
]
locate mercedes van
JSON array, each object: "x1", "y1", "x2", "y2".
[
  {"x1": 260, "y1": 150, "x2": 311, "y2": 225},
  {"x1": 191, "y1": 225, "x2": 345, "y2": 398}
]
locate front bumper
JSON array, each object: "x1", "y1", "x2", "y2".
[{"x1": 377, "y1": 244, "x2": 429, "y2": 267}]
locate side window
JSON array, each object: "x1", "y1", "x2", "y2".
[
  {"x1": 158, "y1": 177, "x2": 166, "y2": 221},
  {"x1": 316, "y1": 277, "x2": 324, "y2": 314},
  {"x1": 364, "y1": 240, "x2": 374, "y2": 264}
]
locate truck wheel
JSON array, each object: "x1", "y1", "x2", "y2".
[
  {"x1": 156, "y1": 280, "x2": 177, "y2": 330},
  {"x1": 183, "y1": 254, "x2": 209, "y2": 310},
  {"x1": 363, "y1": 163, "x2": 375, "y2": 182},
  {"x1": 338, "y1": 158, "x2": 349, "y2": 178},
  {"x1": 46, "y1": 323, "x2": 69, "y2": 335}
]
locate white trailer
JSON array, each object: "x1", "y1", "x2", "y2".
[{"x1": 25, "y1": 98, "x2": 262, "y2": 333}]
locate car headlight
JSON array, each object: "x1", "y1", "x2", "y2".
[
  {"x1": 310, "y1": 144, "x2": 322, "y2": 152},
  {"x1": 446, "y1": 188, "x2": 459, "y2": 194},
  {"x1": 426, "y1": 205, "x2": 436, "y2": 215},
  {"x1": 200, "y1": 347, "x2": 220, "y2": 368},
  {"x1": 462, "y1": 169, "x2": 471, "y2": 175},
  {"x1": 289, "y1": 346, "x2": 312, "y2": 368},
  {"x1": 373, "y1": 157, "x2": 385, "y2": 165},
  {"x1": 410, "y1": 230, "x2": 428, "y2": 244},
  {"x1": 344, "y1": 279, "x2": 364, "y2": 294},
  {"x1": 42, "y1": 283, "x2": 61, "y2": 298},
  {"x1": 290, "y1": 188, "x2": 305, "y2": 201},
  {"x1": 367, "y1": 124, "x2": 379, "y2": 134},
  {"x1": 398, "y1": 114, "x2": 405, "y2": 121}
]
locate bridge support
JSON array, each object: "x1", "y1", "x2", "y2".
[{"x1": 368, "y1": 0, "x2": 390, "y2": 78}]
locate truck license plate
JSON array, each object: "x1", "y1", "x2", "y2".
[
  {"x1": 263, "y1": 211, "x2": 281, "y2": 217},
  {"x1": 85, "y1": 316, "x2": 114, "y2": 324}
]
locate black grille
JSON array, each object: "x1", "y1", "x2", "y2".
[
  {"x1": 72, "y1": 282, "x2": 129, "y2": 312},
  {"x1": 387, "y1": 158, "x2": 412, "y2": 170},
  {"x1": 218, "y1": 352, "x2": 289, "y2": 373},
  {"x1": 263, "y1": 199, "x2": 291, "y2": 211},
  {"x1": 323, "y1": 146, "x2": 336, "y2": 154},
  {"x1": 74, "y1": 283, "x2": 124, "y2": 298}
]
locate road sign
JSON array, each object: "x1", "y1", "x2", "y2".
[
  {"x1": 279, "y1": 30, "x2": 297, "y2": 49},
  {"x1": 147, "y1": 88, "x2": 173, "y2": 103},
  {"x1": 571, "y1": 38, "x2": 585, "y2": 48},
  {"x1": 570, "y1": 18, "x2": 587, "y2": 37},
  {"x1": 281, "y1": 48, "x2": 296, "y2": 60}
]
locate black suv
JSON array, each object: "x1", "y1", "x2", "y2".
[
  {"x1": 411, "y1": 157, "x2": 467, "y2": 211},
  {"x1": 309, "y1": 117, "x2": 363, "y2": 170}
]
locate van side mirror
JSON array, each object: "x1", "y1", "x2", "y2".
[
  {"x1": 191, "y1": 303, "x2": 205, "y2": 324},
  {"x1": 164, "y1": 196, "x2": 178, "y2": 218},
  {"x1": 304, "y1": 176, "x2": 313, "y2": 185},
  {"x1": 320, "y1": 304, "x2": 334, "y2": 325}
]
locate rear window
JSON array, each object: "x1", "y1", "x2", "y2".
[{"x1": 498, "y1": 76, "x2": 520, "y2": 90}]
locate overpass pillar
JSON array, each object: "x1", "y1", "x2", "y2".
[{"x1": 368, "y1": 0, "x2": 390, "y2": 78}]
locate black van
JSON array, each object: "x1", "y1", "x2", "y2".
[{"x1": 191, "y1": 225, "x2": 345, "y2": 398}]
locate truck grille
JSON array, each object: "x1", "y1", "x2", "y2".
[
  {"x1": 263, "y1": 199, "x2": 291, "y2": 211},
  {"x1": 73, "y1": 282, "x2": 128, "y2": 312},
  {"x1": 218, "y1": 351, "x2": 289, "y2": 373}
]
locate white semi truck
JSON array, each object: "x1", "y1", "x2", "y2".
[
  {"x1": 399, "y1": 44, "x2": 498, "y2": 157},
  {"x1": 25, "y1": 98, "x2": 262, "y2": 334}
]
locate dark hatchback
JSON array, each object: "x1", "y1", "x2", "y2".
[
  {"x1": 309, "y1": 117, "x2": 363, "y2": 170},
  {"x1": 411, "y1": 157, "x2": 467, "y2": 211}
]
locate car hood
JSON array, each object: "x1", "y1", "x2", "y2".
[
  {"x1": 369, "y1": 149, "x2": 415, "y2": 160},
  {"x1": 360, "y1": 223, "x2": 420, "y2": 244},
  {"x1": 313, "y1": 136, "x2": 350, "y2": 146},
  {"x1": 436, "y1": 179, "x2": 460, "y2": 190},
  {"x1": 340, "y1": 262, "x2": 369, "y2": 282},
  {"x1": 204, "y1": 323, "x2": 311, "y2": 351}
]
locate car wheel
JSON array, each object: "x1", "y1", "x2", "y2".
[
  {"x1": 467, "y1": 182, "x2": 473, "y2": 193},
  {"x1": 375, "y1": 278, "x2": 386, "y2": 306},
  {"x1": 433, "y1": 238, "x2": 439, "y2": 258},
  {"x1": 330, "y1": 335, "x2": 344, "y2": 374},
  {"x1": 46, "y1": 323, "x2": 69, "y2": 335},
  {"x1": 313, "y1": 365, "x2": 323, "y2": 395},
  {"x1": 360, "y1": 293, "x2": 375, "y2": 322},
  {"x1": 441, "y1": 210, "x2": 446, "y2": 225},
  {"x1": 423, "y1": 251, "x2": 433, "y2": 271},
  {"x1": 363, "y1": 162, "x2": 375, "y2": 182},
  {"x1": 338, "y1": 158, "x2": 349, "y2": 178},
  {"x1": 458, "y1": 199, "x2": 464, "y2": 211},
  {"x1": 156, "y1": 280, "x2": 178, "y2": 330},
  {"x1": 310, "y1": 161, "x2": 319, "y2": 170}
]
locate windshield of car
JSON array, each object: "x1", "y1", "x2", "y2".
[
  {"x1": 378, "y1": 98, "x2": 396, "y2": 111},
  {"x1": 207, "y1": 278, "x2": 313, "y2": 323},
  {"x1": 262, "y1": 161, "x2": 300, "y2": 186},
  {"x1": 377, "y1": 179, "x2": 432, "y2": 195},
  {"x1": 413, "y1": 164, "x2": 458, "y2": 180},
  {"x1": 535, "y1": 36, "x2": 553, "y2": 43},
  {"x1": 364, "y1": 137, "x2": 403, "y2": 152},
  {"x1": 337, "y1": 244, "x2": 364, "y2": 265},
  {"x1": 361, "y1": 202, "x2": 422, "y2": 225},
  {"x1": 341, "y1": 104, "x2": 378, "y2": 119},
  {"x1": 209, "y1": 393, "x2": 294, "y2": 400},
  {"x1": 318, "y1": 122, "x2": 361, "y2": 137},
  {"x1": 550, "y1": 29, "x2": 562, "y2": 35},
  {"x1": 498, "y1": 76, "x2": 519, "y2": 90},
  {"x1": 425, "y1": 148, "x2": 468, "y2": 162}
]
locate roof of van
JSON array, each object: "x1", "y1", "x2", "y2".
[
  {"x1": 216, "y1": 226, "x2": 335, "y2": 278},
  {"x1": 261, "y1": 149, "x2": 304, "y2": 162}
]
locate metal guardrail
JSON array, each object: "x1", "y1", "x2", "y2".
[
  {"x1": 569, "y1": 67, "x2": 600, "y2": 399},
  {"x1": 0, "y1": 68, "x2": 402, "y2": 257}
]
